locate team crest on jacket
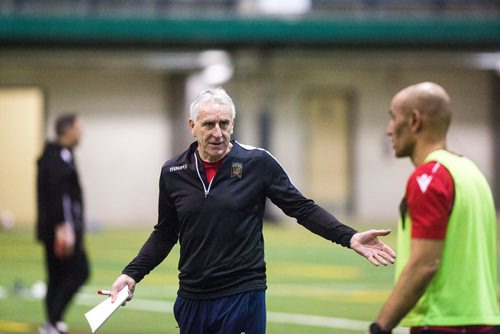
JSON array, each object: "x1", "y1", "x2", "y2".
[{"x1": 231, "y1": 162, "x2": 243, "y2": 179}]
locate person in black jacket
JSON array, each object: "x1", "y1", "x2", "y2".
[
  {"x1": 37, "y1": 114, "x2": 89, "y2": 334},
  {"x1": 111, "y1": 88, "x2": 396, "y2": 334}
]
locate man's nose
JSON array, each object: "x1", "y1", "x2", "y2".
[
  {"x1": 386, "y1": 122, "x2": 393, "y2": 136},
  {"x1": 212, "y1": 124, "x2": 222, "y2": 137}
]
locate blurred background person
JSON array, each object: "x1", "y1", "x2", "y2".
[{"x1": 36, "y1": 114, "x2": 89, "y2": 334}]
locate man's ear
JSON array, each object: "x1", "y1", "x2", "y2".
[
  {"x1": 188, "y1": 118, "x2": 196, "y2": 137},
  {"x1": 409, "y1": 109, "x2": 422, "y2": 132}
]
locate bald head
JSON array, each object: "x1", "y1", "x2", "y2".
[{"x1": 393, "y1": 82, "x2": 451, "y2": 138}]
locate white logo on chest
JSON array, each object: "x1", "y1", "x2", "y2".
[
  {"x1": 169, "y1": 164, "x2": 187, "y2": 172},
  {"x1": 416, "y1": 173, "x2": 433, "y2": 193}
]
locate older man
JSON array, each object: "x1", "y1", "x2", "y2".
[{"x1": 111, "y1": 88, "x2": 396, "y2": 334}]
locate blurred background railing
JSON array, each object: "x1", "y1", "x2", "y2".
[
  {"x1": 0, "y1": 0, "x2": 498, "y2": 18},
  {"x1": 1, "y1": 0, "x2": 498, "y2": 49}
]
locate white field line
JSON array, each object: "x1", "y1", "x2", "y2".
[{"x1": 76, "y1": 293, "x2": 407, "y2": 333}]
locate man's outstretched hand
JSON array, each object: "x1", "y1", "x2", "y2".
[{"x1": 350, "y1": 229, "x2": 396, "y2": 266}]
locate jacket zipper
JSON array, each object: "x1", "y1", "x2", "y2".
[{"x1": 194, "y1": 153, "x2": 213, "y2": 198}]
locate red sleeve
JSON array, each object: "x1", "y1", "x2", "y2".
[{"x1": 406, "y1": 161, "x2": 454, "y2": 240}]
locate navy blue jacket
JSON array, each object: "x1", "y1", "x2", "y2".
[{"x1": 123, "y1": 141, "x2": 356, "y2": 299}]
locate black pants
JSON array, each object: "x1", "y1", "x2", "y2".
[{"x1": 43, "y1": 241, "x2": 89, "y2": 324}]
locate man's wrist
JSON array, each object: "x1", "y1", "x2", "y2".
[{"x1": 369, "y1": 322, "x2": 392, "y2": 334}]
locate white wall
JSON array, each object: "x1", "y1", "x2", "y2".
[
  {"x1": 0, "y1": 67, "x2": 171, "y2": 226},
  {"x1": 0, "y1": 50, "x2": 495, "y2": 226},
  {"x1": 233, "y1": 51, "x2": 494, "y2": 223}
]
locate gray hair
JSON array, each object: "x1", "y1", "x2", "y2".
[{"x1": 189, "y1": 87, "x2": 236, "y2": 120}]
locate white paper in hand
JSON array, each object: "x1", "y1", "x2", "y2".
[{"x1": 85, "y1": 286, "x2": 131, "y2": 333}]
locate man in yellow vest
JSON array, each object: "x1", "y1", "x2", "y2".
[{"x1": 369, "y1": 82, "x2": 500, "y2": 334}]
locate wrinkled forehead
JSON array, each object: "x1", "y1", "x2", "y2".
[{"x1": 195, "y1": 101, "x2": 234, "y2": 121}]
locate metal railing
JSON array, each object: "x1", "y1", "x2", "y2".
[{"x1": 0, "y1": 0, "x2": 498, "y2": 17}]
